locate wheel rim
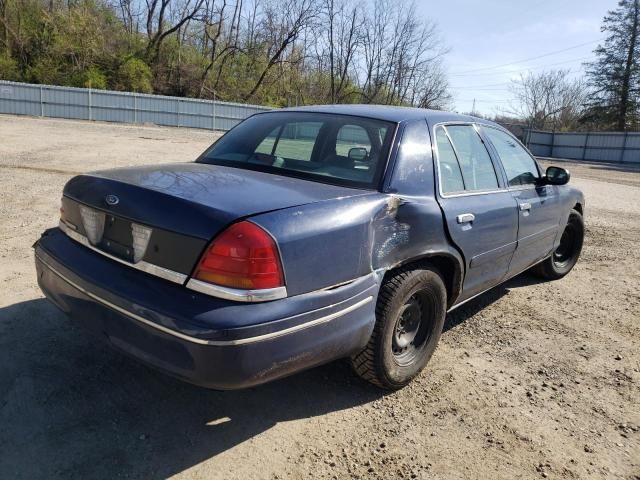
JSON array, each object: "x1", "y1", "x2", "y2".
[
  {"x1": 553, "y1": 221, "x2": 578, "y2": 268},
  {"x1": 392, "y1": 291, "x2": 434, "y2": 366}
]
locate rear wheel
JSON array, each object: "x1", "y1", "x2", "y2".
[
  {"x1": 351, "y1": 267, "x2": 446, "y2": 390},
  {"x1": 532, "y1": 208, "x2": 584, "y2": 280}
]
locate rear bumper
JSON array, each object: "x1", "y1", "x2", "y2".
[{"x1": 35, "y1": 228, "x2": 379, "y2": 389}]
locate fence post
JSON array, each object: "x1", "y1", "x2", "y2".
[
  {"x1": 39, "y1": 85, "x2": 44, "y2": 117},
  {"x1": 88, "y1": 87, "x2": 92, "y2": 121},
  {"x1": 550, "y1": 130, "x2": 555, "y2": 158},
  {"x1": 620, "y1": 131, "x2": 629, "y2": 164},
  {"x1": 213, "y1": 91, "x2": 216, "y2": 131},
  {"x1": 177, "y1": 99, "x2": 181, "y2": 127},
  {"x1": 133, "y1": 94, "x2": 137, "y2": 124},
  {"x1": 582, "y1": 131, "x2": 590, "y2": 161}
]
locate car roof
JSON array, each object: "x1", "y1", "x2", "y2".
[{"x1": 275, "y1": 104, "x2": 498, "y2": 127}]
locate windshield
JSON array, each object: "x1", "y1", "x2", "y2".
[{"x1": 198, "y1": 112, "x2": 396, "y2": 189}]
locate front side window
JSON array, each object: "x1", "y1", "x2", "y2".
[
  {"x1": 446, "y1": 125, "x2": 499, "y2": 191},
  {"x1": 199, "y1": 112, "x2": 395, "y2": 188},
  {"x1": 483, "y1": 127, "x2": 540, "y2": 186}
]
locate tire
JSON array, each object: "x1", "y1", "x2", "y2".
[
  {"x1": 351, "y1": 266, "x2": 447, "y2": 390},
  {"x1": 532, "y1": 208, "x2": 584, "y2": 280}
]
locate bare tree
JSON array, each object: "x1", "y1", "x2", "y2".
[
  {"x1": 243, "y1": 0, "x2": 319, "y2": 101},
  {"x1": 359, "y1": 0, "x2": 449, "y2": 108},
  {"x1": 510, "y1": 70, "x2": 587, "y2": 131},
  {"x1": 198, "y1": 0, "x2": 243, "y2": 96},
  {"x1": 143, "y1": 0, "x2": 207, "y2": 62},
  {"x1": 0, "y1": 0, "x2": 9, "y2": 55}
]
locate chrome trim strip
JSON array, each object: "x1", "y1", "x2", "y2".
[
  {"x1": 36, "y1": 252, "x2": 373, "y2": 346},
  {"x1": 186, "y1": 278, "x2": 288, "y2": 303},
  {"x1": 59, "y1": 221, "x2": 188, "y2": 285}
]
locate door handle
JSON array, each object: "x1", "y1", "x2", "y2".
[
  {"x1": 519, "y1": 202, "x2": 532, "y2": 211},
  {"x1": 456, "y1": 213, "x2": 475, "y2": 224}
]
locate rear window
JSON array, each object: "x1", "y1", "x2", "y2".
[{"x1": 198, "y1": 112, "x2": 396, "y2": 188}]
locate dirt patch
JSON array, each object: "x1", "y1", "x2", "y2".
[{"x1": 1, "y1": 115, "x2": 638, "y2": 479}]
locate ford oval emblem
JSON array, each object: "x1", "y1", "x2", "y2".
[{"x1": 105, "y1": 194, "x2": 119, "y2": 206}]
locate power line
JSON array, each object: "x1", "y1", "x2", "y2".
[
  {"x1": 449, "y1": 39, "x2": 602, "y2": 76},
  {"x1": 449, "y1": 86, "x2": 512, "y2": 91},
  {"x1": 455, "y1": 98, "x2": 512, "y2": 103},
  {"x1": 449, "y1": 56, "x2": 595, "y2": 78},
  {"x1": 449, "y1": 81, "x2": 513, "y2": 88}
]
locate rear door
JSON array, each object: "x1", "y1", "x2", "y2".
[
  {"x1": 481, "y1": 126, "x2": 562, "y2": 276},
  {"x1": 433, "y1": 124, "x2": 519, "y2": 303}
]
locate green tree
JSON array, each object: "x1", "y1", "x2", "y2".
[
  {"x1": 117, "y1": 58, "x2": 153, "y2": 93},
  {"x1": 586, "y1": 0, "x2": 640, "y2": 131},
  {"x1": 0, "y1": 54, "x2": 20, "y2": 80}
]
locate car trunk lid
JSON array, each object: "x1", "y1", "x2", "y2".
[{"x1": 60, "y1": 162, "x2": 370, "y2": 278}]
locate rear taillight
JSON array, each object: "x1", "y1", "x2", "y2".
[{"x1": 193, "y1": 221, "x2": 284, "y2": 290}]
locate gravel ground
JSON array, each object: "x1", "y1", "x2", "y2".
[{"x1": 0, "y1": 115, "x2": 638, "y2": 480}]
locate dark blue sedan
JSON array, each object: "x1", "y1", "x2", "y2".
[{"x1": 34, "y1": 105, "x2": 585, "y2": 390}]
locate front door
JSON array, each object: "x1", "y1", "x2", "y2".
[
  {"x1": 481, "y1": 127, "x2": 562, "y2": 276},
  {"x1": 433, "y1": 124, "x2": 518, "y2": 303}
]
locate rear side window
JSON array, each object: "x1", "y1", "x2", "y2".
[
  {"x1": 435, "y1": 125, "x2": 499, "y2": 194},
  {"x1": 483, "y1": 127, "x2": 540, "y2": 186},
  {"x1": 336, "y1": 124, "x2": 371, "y2": 157},
  {"x1": 275, "y1": 122, "x2": 322, "y2": 161},
  {"x1": 255, "y1": 123, "x2": 322, "y2": 161},
  {"x1": 435, "y1": 127, "x2": 464, "y2": 194}
]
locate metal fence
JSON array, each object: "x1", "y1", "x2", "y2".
[
  {"x1": 525, "y1": 129, "x2": 640, "y2": 164},
  {"x1": 0, "y1": 80, "x2": 272, "y2": 131}
]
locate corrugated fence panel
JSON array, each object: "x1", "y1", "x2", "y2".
[
  {"x1": 552, "y1": 133, "x2": 584, "y2": 160},
  {"x1": 91, "y1": 91, "x2": 136, "y2": 123},
  {"x1": 0, "y1": 80, "x2": 272, "y2": 131},
  {"x1": 45, "y1": 86, "x2": 90, "y2": 120},
  {"x1": 524, "y1": 128, "x2": 640, "y2": 164},
  {"x1": 588, "y1": 133, "x2": 624, "y2": 149},
  {"x1": 554, "y1": 133, "x2": 583, "y2": 147},
  {"x1": 527, "y1": 131, "x2": 553, "y2": 157},
  {"x1": 622, "y1": 134, "x2": 640, "y2": 163},
  {"x1": 553, "y1": 146, "x2": 583, "y2": 160},
  {"x1": 0, "y1": 83, "x2": 41, "y2": 115}
]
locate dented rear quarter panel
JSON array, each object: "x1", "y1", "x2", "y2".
[{"x1": 251, "y1": 120, "x2": 464, "y2": 302}]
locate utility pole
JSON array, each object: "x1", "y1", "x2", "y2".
[{"x1": 471, "y1": 98, "x2": 476, "y2": 116}]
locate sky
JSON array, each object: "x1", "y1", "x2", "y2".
[{"x1": 416, "y1": 0, "x2": 613, "y2": 116}]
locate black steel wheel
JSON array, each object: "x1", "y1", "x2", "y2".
[
  {"x1": 351, "y1": 266, "x2": 446, "y2": 390},
  {"x1": 533, "y1": 208, "x2": 584, "y2": 280},
  {"x1": 391, "y1": 292, "x2": 434, "y2": 366}
]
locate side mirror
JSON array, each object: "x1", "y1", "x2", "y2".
[
  {"x1": 348, "y1": 147, "x2": 368, "y2": 162},
  {"x1": 543, "y1": 166, "x2": 570, "y2": 186}
]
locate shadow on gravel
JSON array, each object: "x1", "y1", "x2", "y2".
[
  {"x1": 444, "y1": 272, "x2": 546, "y2": 332},
  {"x1": 0, "y1": 299, "x2": 382, "y2": 479},
  {"x1": 0, "y1": 272, "x2": 547, "y2": 478}
]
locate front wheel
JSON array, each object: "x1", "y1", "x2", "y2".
[
  {"x1": 351, "y1": 267, "x2": 446, "y2": 390},
  {"x1": 532, "y1": 208, "x2": 584, "y2": 280}
]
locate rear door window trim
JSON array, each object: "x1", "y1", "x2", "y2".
[{"x1": 432, "y1": 121, "x2": 508, "y2": 199}]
